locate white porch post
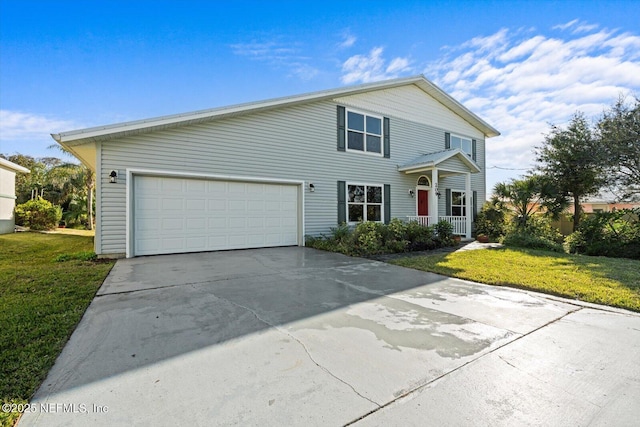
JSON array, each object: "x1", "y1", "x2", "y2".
[
  {"x1": 465, "y1": 172, "x2": 472, "y2": 238},
  {"x1": 430, "y1": 168, "x2": 439, "y2": 226}
]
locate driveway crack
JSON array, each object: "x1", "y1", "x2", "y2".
[{"x1": 216, "y1": 294, "x2": 381, "y2": 408}]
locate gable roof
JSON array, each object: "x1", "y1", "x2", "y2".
[
  {"x1": 0, "y1": 158, "x2": 31, "y2": 174},
  {"x1": 51, "y1": 75, "x2": 500, "y2": 169},
  {"x1": 398, "y1": 149, "x2": 481, "y2": 174}
]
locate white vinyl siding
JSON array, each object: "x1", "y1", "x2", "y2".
[
  {"x1": 97, "y1": 89, "x2": 487, "y2": 255},
  {"x1": 336, "y1": 85, "x2": 484, "y2": 141}
]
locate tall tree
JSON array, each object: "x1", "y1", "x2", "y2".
[
  {"x1": 47, "y1": 145, "x2": 95, "y2": 230},
  {"x1": 493, "y1": 175, "x2": 567, "y2": 229},
  {"x1": 597, "y1": 96, "x2": 640, "y2": 201},
  {"x1": 536, "y1": 113, "x2": 606, "y2": 231}
]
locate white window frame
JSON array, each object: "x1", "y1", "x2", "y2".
[
  {"x1": 346, "y1": 182, "x2": 384, "y2": 223},
  {"x1": 450, "y1": 134, "x2": 472, "y2": 158},
  {"x1": 345, "y1": 109, "x2": 383, "y2": 156},
  {"x1": 451, "y1": 190, "x2": 468, "y2": 217}
]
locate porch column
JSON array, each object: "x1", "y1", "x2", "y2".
[
  {"x1": 430, "y1": 168, "x2": 439, "y2": 226},
  {"x1": 465, "y1": 172, "x2": 472, "y2": 238}
]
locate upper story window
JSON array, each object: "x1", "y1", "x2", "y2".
[
  {"x1": 347, "y1": 110, "x2": 382, "y2": 155},
  {"x1": 450, "y1": 135, "x2": 472, "y2": 157}
]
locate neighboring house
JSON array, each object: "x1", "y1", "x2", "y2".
[
  {"x1": 52, "y1": 75, "x2": 499, "y2": 258},
  {"x1": 579, "y1": 198, "x2": 640, "y2": 213},
  {"x1": 0, "y1": 158, "x2": 30, "y2": 234}
]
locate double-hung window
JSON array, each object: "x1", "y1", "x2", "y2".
[
  {"x1": 347, "y1": 110, "x2": 382, "y2": 155},
  {"x1": 450, "y1": 135, "x2": 472, "y2": 157},
  {"x1": 451, "y1": 191, "x2": 467, "y2": 217},
  {"x1": 347, "y1": 184, "x2": 383, "y2": 222}
]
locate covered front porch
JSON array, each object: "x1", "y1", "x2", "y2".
[{"x1": 398, "y1": 149, "x2": 480, "y2": 238}]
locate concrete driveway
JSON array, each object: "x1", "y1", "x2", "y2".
[{"x1": 19, "y1": 247, "x2": 640, "y2": 426}]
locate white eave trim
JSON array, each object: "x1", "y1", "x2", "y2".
[{"x1": 398, "y1": 150, "x2": 481, "y2": 174}]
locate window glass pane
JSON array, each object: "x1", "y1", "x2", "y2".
[
  {"x1": 367, "y1": 186, "x2": 382, "y2": 203},
  {"x1": 349, "y1": 204, "x2": 364, "y2": 222},
  {"x1": 366, "y1": 135, "x2": 381, "y2": 153},
  {"x1": 366, "y1": 116, "x2": 381, "y2": 135},
  {"x1": 451, "y1": 136, "x2": 461, "y2": 149},
  {"x1": 417, "y1": 176, "x2": 429, "y2": 186},
  {"x1": 452, "y1": 207, "x2": 462, "y2": 216},
  {"x1": 462, "y1": 138, "x2": 471, "y2": 155},
  {"x1": 347, "y1": 131, "x2": 364, "y2": 151},
  {"x1": 367, "y1": 205, "x2": 381, "y2": 222},
  {"x1": 348, "y1": 185, "x2": 365, "y2": 203},
  {"x1": 452, "y1": 192, "x2": 463, "y2": 205},
  {"x1": 347, "y1": 112, "x2": 364, "y2": 131}
]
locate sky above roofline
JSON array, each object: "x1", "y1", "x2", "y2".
[{"x1": 1, "y1": 0, "x2": 638, "y2": 193}]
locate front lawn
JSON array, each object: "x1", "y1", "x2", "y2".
[
  {"x1": 391, "y1": 248, "x2": 640, "y2": 312},
  {"x1": 0, "y1": 233, "x2": 115, "y2": 426}
]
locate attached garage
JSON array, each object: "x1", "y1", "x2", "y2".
[{"x1": 128, "y1": 172, "x2": 303, "y2": 257}]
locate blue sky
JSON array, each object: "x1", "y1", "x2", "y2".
[{"x1": 1, "y1": 0, "x2": 639, "y2": 192}]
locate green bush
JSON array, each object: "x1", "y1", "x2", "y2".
[
  {"x1": 500, "y1": 215, "x2": 564, "y2": 252},
  {"x1": 564, "y1": 209, "x2": 640, "y2": 259},
  {"x1": 435, "y1": 220, "x2": 454, "y2": 245},
  {"x1": 475, "y1": 200, "x2": 507, "y2": 240},
  {"x1": 305, "y1": 218, "x2": 453, "y2": 256},
  {"x1": 14, "y1": 197, "x2": 63, "y2": 231}
]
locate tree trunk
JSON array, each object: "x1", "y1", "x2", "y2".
[{"x1": 573, "y1": 194, "x2": 581, "y2": 232}]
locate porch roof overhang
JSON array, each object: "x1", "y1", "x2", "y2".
[{"x1": 397, "y1": 148, "x2": 481, "y2": 174}]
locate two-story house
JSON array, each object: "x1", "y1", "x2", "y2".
[{"x1": 52, "y1": 75, "x2": 499, "y2": 258}]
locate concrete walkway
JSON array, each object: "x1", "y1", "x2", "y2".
[{"x1": 19, "y1": 247, "x2": 640, "y2": 426}]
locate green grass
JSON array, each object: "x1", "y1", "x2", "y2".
[
  {"x1": 391, "y1": 247, "x2": 640, "y2": 312},
  {"x1": 0, "y1": 233, "x2": 114, "y2": 426}
]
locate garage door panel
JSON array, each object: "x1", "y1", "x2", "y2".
[{"x1": 133, "y1": 176, "x2": 299, "y2": 256}]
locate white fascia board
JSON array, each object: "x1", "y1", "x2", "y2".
[{"x1": 0, "y1": 158, "x2": 30, "y2": 173}]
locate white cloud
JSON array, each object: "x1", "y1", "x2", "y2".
[
  {"x1": 339, "y1": 33, "x2": 357, "y2": 49},
  {"x1": 230, "y1": 39, "x2": 320, "y2": 80},
  {"x1": 0, "y1": 110, "x2": 75, "y2": 141},
  {"x1": 425, "y1": 25, "x2": 640, "y2": 191},
  {"x1": 553, "y1": 19, "x2": 600, "y2": 34},
  {"x1": 341, "y1": 47, "x2": 412, "y2": 84}
]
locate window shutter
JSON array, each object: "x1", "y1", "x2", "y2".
[
  {"x1": 445, "y1": 189, "x2": 452, "y2": 216},
  {"x1": 472, "y1": 139, "x2": 477, "y2": 161},
  {"x1": 383, "y1": 117, "x2": 390, "y2": 158},
  {"x1": 472, "y1": 190, "x2": 478, "y2": 221},
  {"x1": 337, "y1": 181, "x2": 346, "y2": 224},
  {"x1": 445, "y1": 132, "x2": 451, "y2": 149},
  {"x1": 384, "y1": 184, "x2": 391, "y2": 224},
  {"x1": 337, "y1": 106, "x2": 346, "y2": 152}
]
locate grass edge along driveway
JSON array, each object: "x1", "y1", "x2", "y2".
[
  {"x1": 0, "y1": 232, "x2": 115, "y2": 427},
  {"x1": 391, "y1": 247, "x2": 640, "y2": 313}
]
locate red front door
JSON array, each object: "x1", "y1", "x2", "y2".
[{"x1": 418, "y1": 190, "x2": 428, "y2": 216}]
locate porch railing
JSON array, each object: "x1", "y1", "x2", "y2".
[{"x1": 407, "y1": 215, "x2": 467, "y2": 235}]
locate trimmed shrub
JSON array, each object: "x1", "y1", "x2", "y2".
[
  {"x1": 475, "y1": 200, "x2": 507, "y2": 240},
  {"x1": 305, "y1": 218, "x2": 453, "y2": 256},
  {"x1": 14, "y1": 197, "x2": 62, "y2": 231},
  {"x1": 435, "y1": 220, "x2": 454, "y2": 246}
]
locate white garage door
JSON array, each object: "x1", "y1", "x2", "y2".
[{"x1": 133, "y1": 176, "x2": 299, "y2": 256}]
